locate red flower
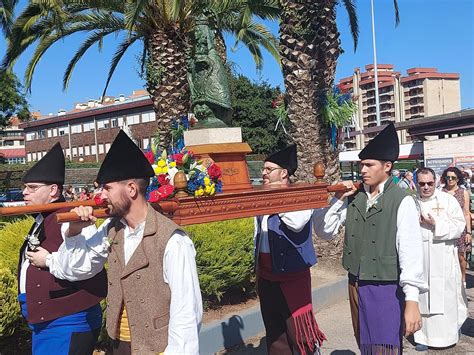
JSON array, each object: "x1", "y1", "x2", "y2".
[
  {"x1": 208, "y1": 163, "x2": 222, "y2": 179},
  {"x1": 172, "y1": 153, "x2": 184, "y2": 166},
  {"x1": 94, "y1": 193, "x2": 105, "y2": 206},
  {"x1": 157, "y1": 174, "x2": 169, "y2": 186},
  {"x1": 148, "y1": 190, "x2": 161, "y2": 203},
  {"x1": 144, "y1": 151, "x2": 155, "y2": 165},
  {"x1": 271, "y1": 100, "x2": 278, "y2": 109},
  {"x1": 158, "y1": 184, "x2": 174, "y2": 198}
]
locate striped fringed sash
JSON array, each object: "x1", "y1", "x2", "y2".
[
  {"x1": 292, "y1": 304, "x2": 327, "y2": 355},
  {"x1": 360, "y1": 344, "x2": 401, "y2": 355}
]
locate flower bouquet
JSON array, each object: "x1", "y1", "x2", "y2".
[{"x1": 144, "y1": 116, "x2": 223, "y2": 202}]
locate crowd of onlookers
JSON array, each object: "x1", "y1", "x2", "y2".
[
  {"x1": 393, "y1": 165, "x2": 473, "y2": 193},
  {"x1": 63, "y1": 181, "x2": 102, "y2": 201}
]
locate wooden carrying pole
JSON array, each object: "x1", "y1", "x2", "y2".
[
  {"x1": 53, "y1": 182, "x2": 357, "y2": 225},
  {"x1": 0, "y1": 199, "x2": 103, "y2": 217}
]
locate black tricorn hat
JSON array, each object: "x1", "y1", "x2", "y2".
[
  {"x1": 358, "y1": 122, "x2": 399, "y2": 162},
  {"x1": 22, "y1": 142, "x2": 65, "y2": 184},
  {"x1": 265, "y1": 144, "x2": 297, "y2": 176},
  {"x1": 96, "y1": 130, "x2": 154, "y2": 184}
]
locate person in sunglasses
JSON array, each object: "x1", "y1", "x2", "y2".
[
  {"x1": 441, "y1": 167, "x2": 472, "y2": 287},
  {"x1": 413, "y1": 167, "x2": 467, "y2": 351},
  {"x1": 19, "y1": 143, "x2": 107, "y2": 354},
  {"x1": 313, "y1": 123, "x2": 427, "y2": 354}
]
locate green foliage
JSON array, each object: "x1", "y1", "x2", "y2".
[
  {"x1": 320, "y1": 89, "x2": 357, "y2": 128},
  {"x1": 230, "y1": 74, "x2": 290, "y2": 155},
  {"x1": 0, "y1": 71, "x2": 30, "y2": 128},
  {"x1": 185, "y1": 218, "x2": 255, "y2": 306},
  {"x1": 0, "y1": 217, "x2": 32, "y2": 342}
]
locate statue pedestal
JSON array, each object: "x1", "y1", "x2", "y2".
[{"x1": 184, "y1": 128, "x2": 252, "y2": 191}]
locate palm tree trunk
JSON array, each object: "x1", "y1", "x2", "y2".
[
  {"x1": 146, "y1": 26, "x2": 190, "y2": 149},
  {"x1": 279, "y1": 0, "x2": 341, "y2": 183}
]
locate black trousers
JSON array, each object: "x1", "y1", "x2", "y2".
[{"x1": 68, "y1": 328, "x2": 100, "y2": 355}]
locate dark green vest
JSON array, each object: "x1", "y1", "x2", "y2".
[{"x1": 342, "y1": 178, "x2": 408, "y2": 281}]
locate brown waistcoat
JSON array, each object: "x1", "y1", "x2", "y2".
[{"x1": 106, "y1": 205, "x2": 182, "y2": 354}]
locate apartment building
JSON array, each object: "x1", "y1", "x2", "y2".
[
  {"x1": 20, "y1": 91, "x2": 158, "y2": 163},
  {"x1": 338, "y1": 65, "x2": 461, "y2": 150},
  {"x1": 0, "y1": 117, "x2": 26, "y2": 164}
]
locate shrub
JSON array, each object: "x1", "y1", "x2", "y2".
[
  {"x1": 185, "y1": 218, "x2": 255, "y2": 306},
  {"x1": 0, "y1": 217, "x2": 33, "y2": 271}
]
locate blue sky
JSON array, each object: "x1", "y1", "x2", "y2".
[{"x1": 1, "y1": 0, "x2": 473, "y2": 115}]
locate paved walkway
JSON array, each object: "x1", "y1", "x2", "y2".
[{"x1": 220, "y1": 269, "x2": 474, "y2": 354}]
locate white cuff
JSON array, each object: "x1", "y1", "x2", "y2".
[
  {"x1": 403, "y1": 284, "x2": 420, "y2": 302},
  {"x1": 45, "y1": 253, "x2": 53, "y2": 268}
]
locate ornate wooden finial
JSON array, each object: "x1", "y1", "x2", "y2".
[
  {"x1": 313, "y1": 162, "x2": 325, "y2": 182},
  {"x1": 173, "y1": 171, "x2": 189, "y2": 198}
]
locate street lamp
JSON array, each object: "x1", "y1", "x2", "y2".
[{"x1": 370, "y1": 0, "x2": 381, "y2": 126}]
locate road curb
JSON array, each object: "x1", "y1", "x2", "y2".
[{"x1": 199, "y1": 275, "x2": 348, "y2": 354}]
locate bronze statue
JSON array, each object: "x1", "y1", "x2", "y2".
[{"x1": 187, "y1": 15, "x2": 233, "y2": 128}]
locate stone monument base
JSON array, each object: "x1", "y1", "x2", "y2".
[{"x1": 184, "y1": 128, "x2": 252, "y2": 191}]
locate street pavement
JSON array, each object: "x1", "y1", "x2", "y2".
[{"x1": 220, "y1": 269, "x2": 474, "y2": 354}]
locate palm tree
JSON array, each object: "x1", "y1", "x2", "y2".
[
  {"x1": 0, "y1": 0, "x2": 17, "y2": 36},
  {"x1": 279, "y1": 0, "x2": 399, "y2": 182},
  {"x1": 3, "y1": 0, "x2": 280, "y2": 147}
]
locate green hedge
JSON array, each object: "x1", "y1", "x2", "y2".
[
  {"x1": 185, "y1": 218, "x2": 255, "y2": 306},
  {"x1": 0, "y1": 216, "x2": 255, "y2": 346}
]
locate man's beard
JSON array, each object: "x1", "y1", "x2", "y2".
[{"x1": 108, "y1": 191, "x2": 131, "y2": 217}]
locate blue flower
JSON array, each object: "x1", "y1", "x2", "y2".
[
  {"x1": 180, "y1": 115, "x2": 189, "y2": 130},
  {"x1": 215, "y1": 181, "x2": 223, "y2": 193}
]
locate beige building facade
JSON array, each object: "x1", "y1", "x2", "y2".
[{"x1": 339, "y1": 65, "x2": 461, "y2": 150}]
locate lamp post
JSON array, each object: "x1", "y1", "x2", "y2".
[{"x1": 370, "y1": 0, "x2": 381, "y2": 126}]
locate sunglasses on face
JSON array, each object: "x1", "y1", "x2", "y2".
[
  {"x1": 445, "y1": 176, "x2": 458, "y2": 181},
  {"x1": 418, "y1": 182, "x2": 435, "y2": 187}
]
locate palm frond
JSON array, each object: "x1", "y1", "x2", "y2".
[
  {"x1": 0, "y1": 0, "x2": 19, "y2": 36},
  {"x1": 342, "y1": 0, "x2": 359, "y2": 52},
  {"x1": 63, "y1": 28, "x2": 120, "y2": 90},
  {"x1": 101, "y1": 35, "x2": 140, "y2": 99},
  {"x1": 393, "y1": 0, "x2": 400, "y2": 26}
]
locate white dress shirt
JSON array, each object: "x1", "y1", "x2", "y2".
[
  {"x1": 48, "y1": 218, "x2": 203, "y2": 355},
  {"x1": 19, "y1": 214, "x2": 43, "y2": 294},
  {"x1": 312, "y1": 179, "x2": 428, "y2": 302}
]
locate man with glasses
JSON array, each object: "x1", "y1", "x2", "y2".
[
  {"x1": 19, "y1": 142, "x2": 107, "y2": 354},
  {"x1": 314, "y1": 123, "x2": 427, "y2": 354},
  {"x1": 413, "y1": 167, "x2": 467, "y2": 351},
  {"x1": 255, "y1": 144, "x2": 326, "y2": 355}
]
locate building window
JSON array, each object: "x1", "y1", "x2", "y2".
[
  {"x1": 83, "y1": 121, "x2": 95, "y2": 132},
  {"x1": 72, "y1": 147, "x2": 78, "y2": 157},
  {"x1": 47, "y1": 129, "x2": 53, "y2": 137},
  {"x1": 27, "y1": 153, "x2": 32, "y2": 162},
  {"x1": 91, "y1": 145, "x2": 97, "y2": 155},
  {"x1": 53, "y1": 128, "x2": 58, "y2": 137},
  {"x1": 111, "y1": 118, "x2": 118, "y2": 127},
  {"x1": 26, "y1": 132, "x2": 35, "y2": 141},
  {"x1": 143, "y1": 138, "x2": 150, "y2": 149},
  {"x1": 126, "y1": 115, "x2": 140, "y2": 125},
  {"x1": 105, "y1": 143, "x2": 111, "y2": 152},
  {"x1": 37, "y1": 129, "x2": 46, "y2": 139},
  {"x1": 78, "y1": 146, "x2": 84, "y2": 156},
  {"x1": 59, "y1": 126, "x2": 69, "y2": 136},
  {"x1": 97, "y1": 119, "x2": 110, "y2": 130},
  {"x1": 98, "y1": 144, "x2": 104, "y2": 154},
  {"x1": 65, "y1": 148, "x2": 71, "y2": 158},
  {"x1": 71, "y1": 124, "x2": 82, "y2": 134},
  {"x1": 118, "y1": 117, "x2": 124, "y2": 127},
  {"x1": 85, "y1": 146, "x2": 90, "y2": 156},
  {"x1": 141, "y1": 112, "x2": 156, "y2": 123}
]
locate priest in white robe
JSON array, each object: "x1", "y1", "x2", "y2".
[{"x1": 414, "y1": 167, "x2": 467, "y2": 349}]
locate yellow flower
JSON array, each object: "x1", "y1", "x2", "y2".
[
  {"x1": 210, "y1": 187, "x2": 216, "y2": 195},
  {"x1": 169, "y1": 161, "x2": 177, "y2": 168},
  {"x1": 158, "y1": 159, "x2": 166, "y2": 167},
  {"x1": 205, "y1": 185, "x2": 212, "y2": 194},
  {"x1": 162, "y1": 166, "x2": 169, "y2": 174},
  {"x1": 154, "y1": 167, "x2": 162, "y2": 175},
  {"x1": 204, "y1": 177, "x2": 211, "y2": 186},
  {"x1": 196, "y1": 188, "x2": 204, "y2": 197}
]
